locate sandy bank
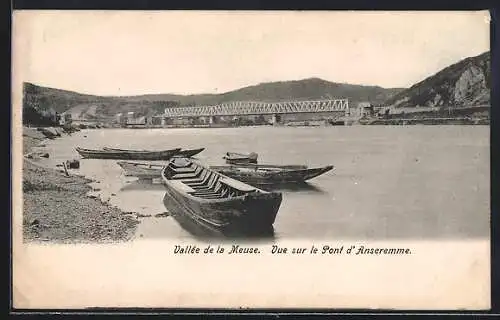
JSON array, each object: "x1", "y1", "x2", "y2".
[{"x1": 22, "y1": 127, "x2": 140, "y2": 243}]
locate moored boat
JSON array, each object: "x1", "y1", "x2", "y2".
[
  {"x1": 117, "y1": 161, "x2": 165, "y2": 179},
  {"x1": 175, "y1": 148, "x2": 205, "y2": 158},
  {"x1": 117, "y1": 161, "x2": 334, "y2": 186},
  {"x1": 222, "y1": 163, "x2": 308, "y2": 170},
  {"x1": 161, "y1": 158, "x2": 282, "y2": 234},
  {"x1": 210, "y1": 164, "x2": 334, "y2": 186},
  {"x1": 223, "y1": 152, "x2": 258, "y2": 164},
  {"x1": 104, "y1": 147, "x2": 205, "y2": 158},
  {"x1": 75, "y1": 147, "x2": 181, "y2": 160}
]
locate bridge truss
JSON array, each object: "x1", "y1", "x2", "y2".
[{"x1": 162, "y1": 99, "x2": 349, "y2": 117}]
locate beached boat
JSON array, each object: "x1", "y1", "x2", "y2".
[
  {"x1": 223, "y1": 152, "x2": 258, "y2": 164},
  {"x1": 103, "y1": 147, "x2": 205, "y2": 158},
  {"x1": 75, "y1": 147, "x2": 181, "y2": 160},
  {"x1": 117, "y1": 161, "x2": 333, "y2": 186},
  {"x1": 161, "y1": 158, "x2": 282, "y2": 234}
]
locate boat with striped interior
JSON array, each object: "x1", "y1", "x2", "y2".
[{"x1": 161, "y1": 157, "x2": 282, "y2": 234}]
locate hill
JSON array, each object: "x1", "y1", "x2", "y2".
[
  {"x1": 23, "y1": 78, "x2": 403, "y2": 121},
  {"x1": 23, "y1": 82, "x2": 114, "y2": 113},
  {"x1": 201, "y1": 78, "x2": 402, "y2": 105},
  {"x1": 121, "y1": 78, "x2": 402, "y2": 105},
  {"x1": 384, "y1": 51, "x2": 490, "y2": 109}
]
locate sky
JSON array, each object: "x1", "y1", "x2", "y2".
[{"x1": 13, "y1": 10, "x2": 490, "y2": 96}]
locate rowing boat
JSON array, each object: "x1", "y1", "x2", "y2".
[
  {"x1": 118, "y1": 160, "x2": 334, "y2": 187},
  {"x1": 117, "y1": 161, "x2": 165, "y2": 179},
  {"x1": 75, "y1": 147, "x2": 181, "y2": 160},
  {"x1": 103, "y1": 147, "x2": 205, "y2": 158},
  {"x1": 161, "y1": 158, "x2": 282, "y2": 234},
  {"x1": 175, "y1": 148, "x2": 205, "y2": 158},
  {"x1": 210, "y1": 164, "x2": 334, "y2": 186},
  {"x1": 220, "y1": 163, "x2": 308, "y2": 170},
  {"x1": 223, "y1": 152, "x2": 258, "y2": 164}
]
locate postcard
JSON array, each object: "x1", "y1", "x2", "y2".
[{"x1": 12, "y1": 10, "x2": 491, "y2": 310}]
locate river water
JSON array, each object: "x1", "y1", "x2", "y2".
[{"x1": 39, "y1": 125, "x2": 490, "y2": 241}]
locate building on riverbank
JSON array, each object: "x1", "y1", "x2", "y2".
[
  {"x1": 115, "y1": 113, "x2": 125, "y2": 125},
  {"x1": 59, "y1": 112, "x2": 72, "y2": 126}
]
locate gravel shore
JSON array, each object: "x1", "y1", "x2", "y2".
[{"x1": 22, "y1": 127, "x2": 140, "y2": 243}]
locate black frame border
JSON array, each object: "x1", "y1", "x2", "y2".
[{"x1": 7, "y1": 0, "x2": 500, "y2": 317}]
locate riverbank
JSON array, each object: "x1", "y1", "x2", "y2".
[{"x1": 22, "y1": 127, "x2": 140, "y2": 243}]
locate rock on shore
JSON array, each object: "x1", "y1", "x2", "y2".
[{"x1": 22, "y1": 127, "x2": 140, "y2": 243}]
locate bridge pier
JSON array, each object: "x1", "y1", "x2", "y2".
[
  {"x1": 209, "y1": 116, "x2": 215, "y2": 125},
  {"x1": 271, "y1": 114, "x2": 282, "y2": 125},
  {"x1": 161, "y1": 117, "x2": 166, "y2": 126}
]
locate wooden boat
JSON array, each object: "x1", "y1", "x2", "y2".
[
  {"x1": 175, "y1": 148, "x2": 205, "y2": 158},
  {"x1": 161, "y1": 158, "x2": 282, "y2": 234},
  {"x1": 117, "y1": 161, "x2": 333, "y2": 185},
  {"x1": 118, "y1": 161, "x2": 334, "y2": 187},
  {"x1": 210, "y1": 164, "x2": 334, "y2": 186},
  {"x1": 75, "y1": 147, "x2": 181, "y2": 160},
  {"x1": 104, "y1": 147, "x2": 205, "y2": 158},
  {"x1": 117, "y1": 161, "x2": 165, "y2": 179},
  {"x1": 223, "y1": 152, "x2": 258, "y2": 164},
  {"x1": 221, "y1": 163, "x2": 308, "y2": 170}
]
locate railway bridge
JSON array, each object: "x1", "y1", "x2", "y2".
[{"x1": 154, "y1": 98, "x2": 350, "y2": 124}]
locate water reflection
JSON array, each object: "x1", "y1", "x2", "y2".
[
  {"x1": 170, "y1": 212, "x2": 276, "y2": 242},
  {"x1": 119, "y1": 177, "x2": 327, "y2": 194},
  {"x1": 119, "y1": 179, "x2": 165, "y2": 192},
  {"x1": 45, "y1": 126, "x2": 489, "y2": 240},
  {"x1": 261, "y1": 182, "x2": 327, "y2": 193}
]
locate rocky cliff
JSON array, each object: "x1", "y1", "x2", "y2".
[{"x1": 384, "y1": 51, "x2": 490, "y2": 108}]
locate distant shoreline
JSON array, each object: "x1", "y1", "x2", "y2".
[{"x1": 93, "y1": 119, "x2": 490, "y2": 129}]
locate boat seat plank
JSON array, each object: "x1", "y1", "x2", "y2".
[
  {"x1": 185, "y1": 172, "x2": 213, "y2": 186},
  {"x1": 169, "y1": 180, "x2": 196, "y2": 193},
  {"x1": 191, "y1": 189, "x2": 221, "y2": 197},
  {"x1": 192, "y1": 183, "x2": 226, "y2": 195},
  {"x1": 171, "y1": 174, "x2": 197, "y2": 180},
  {"x1": 172, "y1": 168, "x2": 203, "y2": 180},
  {"x1": 220, "y1": 177, "x2": 256, "y2": 192},
  {"x1": 173, "y1": 167, "x2": 197, "y2": 173},
  {"x1": 194, "y1": 182, "x2": 222, "y2": 193},
  {"x1": 191, "y1": 173, "x2": 218, "y2": 189},
  {"x1": 173, "y1": 164, "x2": 200, "y2": 172}
]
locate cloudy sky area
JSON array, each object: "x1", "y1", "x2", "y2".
[{"x1": 14, "y1": 10, "x2": 490, "y2": 96}]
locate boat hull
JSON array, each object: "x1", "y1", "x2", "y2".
[
  {"x1": 76, "y1": 147, "x2": 180, "y2": 160},
  {"x1": 211, "y1": 165, "x2": 335, "y2": 186},
  {"x1": 105, "y1": 147, "x2": 205, "y2": 158},
  {"x1": 174, "y1": 148, "x2": 205, "y2": 158},
  {"x1": 163, "y1": 186, "x2": 281, "y2": 235},
  {"x1": 161, "y1": 159, "x2": 282, "y2": 236}
]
